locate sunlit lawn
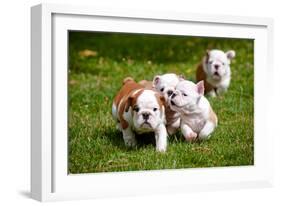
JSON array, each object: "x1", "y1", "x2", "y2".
[{"x1": 68, "y1": 32, "x2": 254, "y2": 173}]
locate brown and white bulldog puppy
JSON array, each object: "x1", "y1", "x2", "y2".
[
  {"x1": 152, "y1": 73, "x2": 184, "y2": 135},
  {"x1": 196, "y1": 49, "x2": 235, "y2": 97},
  {"x1": 112, "y1": 77, "x2": 167, "y2": 152},
  {"x1": 169, "y1": 80, "x2": 218, "y2": 141}
]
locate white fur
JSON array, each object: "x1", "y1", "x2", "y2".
[
  {"x1": 198, "y1": 121, "x2": 216, "y2": 139},
  {"x1": 112, "y1": 103, "x2": 117, "y2": 121},
  {"x1": 169, "y1": 80, "x2": 217, "y2": 141},
  {"x1": 112, "y1": 103, "x2": 122, "y2": 131},
  {"x1": 154, "y1": 123, "x2": 167, "y2": 152},
  {"x1": 122, "y1": 126, "x2": 137, "y2": 147},
  {"x1": 152, "y1": 73, "x2": 182, "y2": 135},
  {"x1": 203, "y1": 49, "x2": 235, "y2": 96},
  {"x1": 118, "y1": 90, "x2": 167, "y2": 152}
]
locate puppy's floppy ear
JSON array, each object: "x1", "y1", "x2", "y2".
[
  {"x1": 157, "y1": 94, "x2": 166, "y2": 115},
  {"x1": 152, "y1": 75, "x2": 161, "y2": 88},
  {"x1": 226, "y1": 50, "x2": 236, "y2": 60},
  {"x1": 125, "y1": 89, "x2": 143, "y2": 112},
  {"x1": 196, "y1": 81, "x2": 205, "y2": 96},
  {"x1": 125, "y1": 96, "x2": 133, "y2": 112}
]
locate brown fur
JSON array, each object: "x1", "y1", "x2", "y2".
[
  {"x1": 155, "y1": 92, "x2": 166, "y2": 114},
  {"x1": 138, "y1": 80, "x2": 153, "y2": 89},
  {"x1": 196, "y1": 63, "x2": 214, "y2": 93},
  {"x1": 126, "y1": 90, "x2": 144, "y2": 112},
  {"x1": 114, "y1": 79, "x2": 144, "y2": 129},
  {"x1": 165, "y1": 105, "x2": 179, "y2": 127}
]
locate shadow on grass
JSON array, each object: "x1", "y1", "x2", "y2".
[{"x1": 103, "y1": 127, "x2": 187, "y2": 151}]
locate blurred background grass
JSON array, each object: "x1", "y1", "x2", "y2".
[{"x1": 68, "y1": 32, "x2": 254, "y2": 173}]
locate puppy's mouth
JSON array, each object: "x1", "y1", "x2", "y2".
[
  {"x1": 170, "y1": 100, "x2": 182, "y2": 108},
  {"x1": 171, "y1": 100, "x2": 176, "y2": 106},
  {"x1": 213, "y1": 72, "x2": 221, "y2": 79},
  {"x1": 213, "y1": 71, "x2": 220, "y2": 76},
  {"x1": 141, "y1": 121, "x2": 152, "y2": 127}
]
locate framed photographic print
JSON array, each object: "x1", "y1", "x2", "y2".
[{"x1": 31, "y1": 3, "x2": 274, "y2": 202}]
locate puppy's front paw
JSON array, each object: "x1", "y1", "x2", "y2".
[
  {"x1": 124, "y1": 137, "x2": 137, "y2": 147},
  {"x1": 185, "y1": 131, "x2": 197, "y2": 142},
  {"x1": 208, "y1": 90, "x2": 217, "y2": 98},
  {"x1": 156, "y1": 145, "x2": 167, "y2": 153}
]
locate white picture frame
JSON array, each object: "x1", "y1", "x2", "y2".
[{"x1": 31, "y1": 3, "x2": 274, "y2": 202}]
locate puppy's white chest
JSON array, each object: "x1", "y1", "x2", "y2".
[{"x1": 182, "y1": 114, "x2": 206, "y2": 133}]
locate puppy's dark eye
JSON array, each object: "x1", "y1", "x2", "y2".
[
  {"x1": 222, "y1": 62, "x2": 225, "y2": 65},
  {"x1": 133, "y1": 106, "x2": 139, "y2": 112},
  {"x1": 182, "y1": 93, "x2": 187, "y2": 97},
  {"x1": 160, "y1": 88, "x2": 164, "y2": 92},
  {"x1": 153, "y1": 108, "x2": 158, "y2": 112},
  {"x1": 208, "y1": 61, "x2": 213, "y2": 64}
]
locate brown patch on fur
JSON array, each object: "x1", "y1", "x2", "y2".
[
  {"x1": 126, "y1": 89, "x2": 144, "y2": 112},
  {"x1": 165, "y1": 105, "x2": 179, "y2": 127},
  {"x1": 209, "y1": 106, "x2": 218, "y2": 126},
  {"x1": 138, "y1": 80, "x2": 153, "y2": 89},
  {"x1": 196, "y1": 63, "x2": 214, "y2": 93},
  {"x1": 154, "y1": 92, "x2": 165, "y2": 113},
  {"x1": 113, "y1": 80, "x2": 144, "y2": 129}
]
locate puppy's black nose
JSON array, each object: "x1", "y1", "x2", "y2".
[
  {"x1": 214, "y1": 64, "x2": 219, "y2": 70},
  {"x1": 167, "y1": 90, "x2": 173, "y2": 96},
  {"x1": 171, "y1": 93, "x2": 176, "y2": 99},
  {"x1": 142, "y1": 113, "x2": 150, "y2": 120}
]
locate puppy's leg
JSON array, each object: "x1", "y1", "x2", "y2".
[
  {"x1": 216, "y1": 87, "x2": 227, "y2": 96},
  {"x1": 112, "y1": 103, "x2": 122, "y2": 131},
  {"x1": 181, "y1": 123, "x2": 197, "y2": 141},
  {"x1": 207, "y1": 90, "x2": 217, "y2": 98},
  {"x1": 122, "y1": 127, "x2": 137, "y2": 147},
  {"x1": 155, "y1": 123, "x2": 167, "y2": 152},
  {"x1": 198, "y1": 121, "x2": 215, "y2": 140},
  {"x1": 167, "y1": 118, "x2": 180, "y2": 135}
]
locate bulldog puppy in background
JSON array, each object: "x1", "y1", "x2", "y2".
[
  {"x1": 169, "y1": 80, "x2": 218, "y2": 141},
  {"x1": 152, "y1": 73, "x2": 184, "y2": 135},
  {"x1": 112, "y1": 77, "x2": 167, "y2": 152},
  {"x1": 196, "y1": 49, "x2": 235, "y2": 97}
]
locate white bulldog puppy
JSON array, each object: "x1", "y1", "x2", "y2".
[
  {"x1": 196, "y1": 49, "x2": 235, "y2": 97},
  {"x1": 152, "y1": 73, "x2": 184, "y2": 135},
  {"x1": 169, "y1": 80, "x2": 218, "y2": 141},
  {"x1": 112, "y1": 77, "x2": 167, "y2": 152}
]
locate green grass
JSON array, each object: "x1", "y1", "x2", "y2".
[{"x1": 68, "y1": 32, "x2": 254, "y2": 174}]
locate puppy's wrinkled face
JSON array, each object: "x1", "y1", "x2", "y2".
[
  {"x1": 152, "y1": 73, "x2": 184, "y2": 102},
  {"x1": 131, "y1": 90, "x2": 165, "y2": 133},
  {"x1": 169, "y1": 80, "x2": 204, "y2": 112},
  {"x1": 205, "y1": 50, "x2": 235, "y2": 80}
]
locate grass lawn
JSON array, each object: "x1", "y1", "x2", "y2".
[{"x1": 68, "y1": 32, "x2": 254, "y2": 174}]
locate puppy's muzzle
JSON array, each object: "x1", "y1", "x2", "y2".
[
  {"x1": 142, "y1": 112, "x2": 150, "y2": 121},
  {"x1": 171, "y1": 93, "x2": 176, "y2": 99},
  {"x1": 170, "y1": 93, "x2": 177, "y2": 106},
  {"x1": 214, "y1": 64, "x2": 220, "y2": 70},
  {"x1": 167, "y1": 90, "x2": 173, "y2": 97}
]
